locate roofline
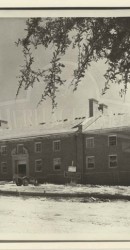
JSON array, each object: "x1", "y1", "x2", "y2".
[
  {"x1": 83, "y1": 125, "x2": 130, "y2": 134},
  {"x1": 99, "y1": 103, "x2": 108, "y2": 108},
  {"x1": 0, "y1": 129, "x2": 77, "y2": 142}
]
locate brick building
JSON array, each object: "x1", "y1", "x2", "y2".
[
  {"x1": 0, "y1": 99, "x2": 130, "y2": 185},
  {"x1": 0, "y1": 119, "x2": 83, "y2": 184}
]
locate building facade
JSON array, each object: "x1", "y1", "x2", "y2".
[
  {"x1": 0, "y1": 99, "x2": 130, "y2": 185},
  {"x1": 83, "y1": 129, "x2": 130, "y2": 185}
]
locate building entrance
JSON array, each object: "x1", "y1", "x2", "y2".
[
  {"x1": 12, "y1": 147, "x2": 29, "y2": 177},
  {"x1": 18, "y1": 164, "x2": 26, "y2": 175}
]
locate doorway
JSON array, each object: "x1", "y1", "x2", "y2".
[
  {"x1": 12, "y1": 147, "x2": 29, "y2": 177},
  {"x1": 18, "y1": 164, "x2": 26, "y2": 176}
]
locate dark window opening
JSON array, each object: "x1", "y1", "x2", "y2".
[
  {"x1": 109, "y1": 155, "x2": 117, "y2": 168},
  {"x1": 54, "y1": 164, "x2": 61, "y2": 170},
  {"x1": 87, "y1": 156, "x2": 95, "y2": 169},
  {"x1": 109, "y1": 136, "x2": 117, "y2": 146},
  {"x1": 53, "y1": 158, "x2": 61, "y2": 170}
]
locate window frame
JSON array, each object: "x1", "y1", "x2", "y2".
[
  {"x1": 1, "y1": 145, "x2": 7, "y2": 155},
  {"x1": 35, "y1": 159, "x2": 42, "y2": 172},
  {"x1": 86, "y1": 137, "x2": 94, "y2": 148},
  {"x1": 109, "y1": 154, "x2": 118, "y2": 168},
  {"x1": 108, "y1": 135, "x2": 117, "y2": 147},
  {"x1": 86, "y1": 156, "x2": 95, "y2": 169},
  {"x1": 53, "y1": 158, "x2": 61, "y2": 171},
  {"x1": 53, "y1": 140, "x2": 61, "y2": 152},
  {"x1": 35, "y1": 142, "x2": 42, "y2": 153},
  {"x1": 1, "y1": 162, "x2": 7, "y2": 174}
]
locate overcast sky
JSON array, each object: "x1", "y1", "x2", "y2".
[{"x1": 0, "y1": 18, "x2": 130, "y2": 129}]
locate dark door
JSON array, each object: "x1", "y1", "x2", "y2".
[{"x1": 18, "y1": 164, "x2": 26, "y2": 175}]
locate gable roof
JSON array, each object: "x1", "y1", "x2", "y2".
[
  {"x1": 1, "y1": 112, "x2": 130, "y2": 141},
  {"x1": 0, "y1": 117, "x2": 86, "y2": 141},
  {"x1": 83, "y1": 113, "x2": 130, "y2": 133}
]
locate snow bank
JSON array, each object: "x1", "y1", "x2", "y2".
[{"x1": 0, "y1": 181, "x2": 130, "y2": 197}]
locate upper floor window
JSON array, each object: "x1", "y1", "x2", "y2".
[
  {"x1": 109, "y1": 135, "x2": 117, "y2": 146},
  {"x1": 35, "y1": 142, "x2": 42, "y2": 153},
  {"x1": 53, "y1": 140, "x2": 61, "y2": 152},
  {"x1": 86, "y1": 156, "x2": 95, "y2": 169},
  {"x1": 17, "y1": 144, "x2": 24, "y2": 154},
  {"x1": 1, "y1": 145, "x2": 7, "y2": 155},
  {"x1": 53, "y1": 158, "x2": 61, "y2": 171},
  {"x1": 86, "y1": 137, "x2": 94, "y2": 148},
  {"x1": 109, "y1": 155, "x2": 117, "y2": 168},
  {"x1": 1, "y1": 162, "x2": 7, "y2": 174},
  {"x1": 35, "y1": 159, "x2": 42, "y2": 172}
]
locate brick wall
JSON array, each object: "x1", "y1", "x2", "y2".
[
  {"x1": 0, "y1": 133, "x2": 79, "y2": 184},
  {"x1": 1, "y1": 129, "x2": 130, "y2": 185},
  {"x1": 83, "y1": 130, "x2": 130, "y2": 185}
]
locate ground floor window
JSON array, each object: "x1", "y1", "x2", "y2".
[
  {"x1": 35, "y1": 159, "x2": 42, "y2": 172},
  {"x1": 53, "y1": 158, "x2": 61, "y2": 171},
  {"x1": 109, "y1": 155, "x2": 117, "y2": 168},
  {"x1": 1, "y1": 162, "x2": 7, "y2": 174},
  {"x1": 86, "y1": 156, "x2": 95, "y2": 169}
]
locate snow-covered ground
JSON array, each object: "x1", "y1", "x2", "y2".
[
  {"x1": 0, "y1": 182, "x2": 130, "y2": 240},
  {"x1": 0, "y1": 195, "x2": 130, "y2": 241},
  {"x1": 0, "y1": 181, "x2": 130, "y2": 197}
]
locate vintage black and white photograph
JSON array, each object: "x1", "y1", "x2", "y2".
[{"x1": 0, "y1": 8, "x2": 130, "y2": 242}]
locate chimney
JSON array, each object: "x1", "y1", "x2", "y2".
[
  {"x1": 89, "y1": 98, "x2": 99, "y2": 117},
  {"x1": 98, "y1": 103, "x2": 108, "y2": 115},
  {"x1": 78, "y1": 124, "x2": 82, "y2": 133},
  {"x1": 0, "y1": 120, "x2": 8, "y2": 129}
]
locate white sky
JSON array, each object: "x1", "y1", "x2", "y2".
[{"x1": 0, "y1": 18, "x2": 130, "y2": 129}]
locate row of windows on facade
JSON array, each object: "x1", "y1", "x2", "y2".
[
  {"x1": 0, "y1": 158, "x2": 61, "y2": 174},
  {"x1": 0, "y1": 154, "x2": 117, "y2": 175},
  {"x1": 87, "y1": 155, "x2": 118, "y2": 168},
  {"x1": 0, "y1": 136, "x2": 117, "y2": 155},
  {"x1": 86, "y1": 135, "x2": 117, "y2": 148},
  {"x1": 0, "y1": 140, "x2": 61, "y2": 155}
]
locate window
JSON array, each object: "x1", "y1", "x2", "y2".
[
  {"x1": 17, "y1": 144, "x2": 24, "y2": 154},
  {"x1": 86, "y1": 137, "x2": 94, "y2": 148},
  {"x1": 53, "y1": 158, "x2": 61, "y2": 171},
  {"x1": 35, "y1": 159, "x2": 42, "y2": 172},
  {"x1": 1, "y1": 145, "x2": 7, "y2": 155},
  {"x1": 109, "y1": 135, "x2": 117, "y2": 146},
  {"x1": 109, "y1": 155, "x2": 117, "y2": 168},
  {"x1": 53, "y1": 140, "x2": 61, "y2": 152},
  {"x1": 86, "y1": 156, "x2": 95, "y2": 169},
  {"x1": 35, "y1": 142, "x2": 42, "y2": 153},
  {"x1": 1, "y1": 162, "x2": 7, "y2": 174}
]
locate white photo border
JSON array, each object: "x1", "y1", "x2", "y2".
[{"x1": 0, "y1": 4, "x2": 130, "y2": 250}]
